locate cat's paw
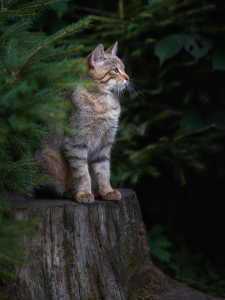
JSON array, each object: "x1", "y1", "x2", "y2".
[
  {"x1": 76, "y1": 192, "x2": 94, "y2": 203},
  {"x1": 63, "y1": 190, "x2": 94, "y2": 203},
  {"x1": 101, "y1": 190, "x2": 121, "y2": 201},
  {"x1": 92, "y1": 187, "x2": 100, "y2": 197}
]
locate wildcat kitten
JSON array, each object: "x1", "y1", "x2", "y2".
[{"x1": 35, "y1": 42, "x2": 129, "y2": 203}]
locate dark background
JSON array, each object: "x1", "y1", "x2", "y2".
[{"x1": 34, "y1": 0, "x2": 225, "y2": 296}]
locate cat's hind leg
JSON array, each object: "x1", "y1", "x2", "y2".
[{"x1": 35, "y1": 148, "x2": 67, "y2": 197}]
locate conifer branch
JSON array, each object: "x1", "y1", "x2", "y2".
[
  {"x1": 20, "y1": 19, "x2": 90, "y2": 67},
  {"x1": 22, "y1": 40, "x2": 43, "y2": 43},
  {"x1": 174, "y1": 124, "x2": 215, "y2": 141},
  {"x1": 31, "y1": 87, "x2": 64, "y2": 102},
  {"x1": 2, "y1": 162, "x2": 36, "y2": 177},
  {"x1": 39, "y1": 102, "x2": 68, "y2": 107},
  {"x1": 11, "y1": 0, "x2": 63, "y2": 11},
  {"x1": 11, "y1": 135, "x2": 25, "y2": 146},
  {"x1": 171, "y1": 0, "x2": 193, "y2": 11},
  {"x1": 11, "y1": 173, "x2": 49, "y2": 181},
  {"x1": 21, "y1": 67, "x2": 82, "y2": 79},
  {"x1": 0, "y1": 259, "x2": 11, "y2": 269},
  {"x1": 22, "y1": 179, "x2": 38, "y2": 187},
  {"x1": 28, "y1": 128, "x2": 48, "y2": 134},
  {"x1": 0, "y1": 128, "x2": 7, "y2": 134},
  {"x1": 30, "y1": 109, "x2": 63, "y2": 119},
  {"x1": 0, "y1": 269, "x2": 15, "y2": 277},
  {"x1": 0, "y1": 251, "x2": 25, "y2": 265},
  {"x1": 87, "y1": 15, "x2": 129, "y2": 24},
  {"x1": 0, "y1": 149, "x2": 9, "y2": 158},
  {"x1": 53, "y1": 82, "x2": 92, "y2": 87},
  {"x1": 0, "y1": 21, "x2": 29, "y2": 49},
  {"x1": 72, "y1": 4, "x2": 114, "y2": 16},
  {"x1": 17, "y1": 35, "x2": 45, "y2": 39},
  {"x1": 1, "y1": 183, "x2": 5, "y2": 192},
  {"x1": 6, "y1": 0, "x2": 19, "y2": 10},
  {"x1": 0, "y1": 1, "x2": 88, "y2": 288},
  {"x1": 0, "y1": 11, "x2": 38, "y2": 17},
  {"x1": 6, "y1": 179, "x2": 29, "y2": 195},
  {"x1": 17, "y1": 147, "x2": 28, "y2": 157},
  {"x1": 24, "y1": 46, "x2": 80, "y2": 67}
]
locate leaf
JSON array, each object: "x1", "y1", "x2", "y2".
[
  {"x1": 151, "y1": 248, "x2": 172, "y2": 262},
  {"x1": 213, "y1": 51, "x2": 225, "y2": 71},
  {"x1": 145, "y1": 166, "x2": 161, "y2": 178},
  {"x1": 138, "y1": 121, "x2": 150, "y2": 135},
  {"x1": 152, "y1": 238, "x2": 172, "y2": 248},
  {"x1": 154, "y1": 34, "x2": 186, "y2": 66},
  {"x1": 181, "y1": 266, "x2": 198, "y2": 280},
  {"x1": 184, "y1": 34, "x2": 213, "y2": 62},
  {"x1": 208, "y1": 270, "x2": 220, "y2": 281},
  {"x1": 149, "y1": 224, "x2": 165, "y2": 236}
]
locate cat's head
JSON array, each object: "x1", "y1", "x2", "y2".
[{"x1": 85, "y1": 42, "x2": 129, "y2": 93}]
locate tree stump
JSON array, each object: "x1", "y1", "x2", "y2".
[
  {"x1": 2, "y1": 189, "x2": 224, "y2": 300},
  {"x1": 3, "y1": 189, "x2": 151, "y2": 300}
]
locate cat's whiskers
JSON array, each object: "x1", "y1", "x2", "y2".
[
  {"x1": 127, "y1": 85, "x2": 137, "y2": 103},
  {"x1": 122, "y1": 53, "x2": 130, "y2": 64},
  {"x1": 117, "y1": 86, "x2": 125, "y2": 103},
  {"x1": 116, "y1": 85, "x2": 127, "y2": 104},
  {"x1": 129, "y1": 79, "x2": 146, "y2": 92},
  {"x1": 128, "y1": 81, "x2": 145, "y2": 100}
]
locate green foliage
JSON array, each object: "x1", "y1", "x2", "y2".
[
  {"x1": 155, "y1": 34, "x2": 186, "y2": 66},
  {"x1": 0, "y1": 0, "x2": 91, "y2": 293},
  {"x1": 0, "y1": 0, "x2": 91, "y2": 195},
  {"x1": 147, "y1": 225, "x2": 225, "y2": 297},
  {"x1": 155, "y1": 34, "x2": 213, "y2": 65},
  {"x1": 0, "y1": 197, "x2": 37, "y2": 283},
  {"x1": 62, "y1": 0, "x2": 225, "y2": 187},
  {"x1": 1, "y1": 0, "x2": 225, "y2": 297},
  {"x1": 213, "y1": 51, "x2": 225, "y2": 70},
  {"x1": 42, "y1": 1, "x2": 225, "y2": 297},
  {"x1": 147, "y1": 224, "x2": 171, "y2": 262}
]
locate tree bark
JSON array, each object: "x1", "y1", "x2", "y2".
[
  {"x1": 3, "y1": 189, "x2": 151, "y2": 300},
  {"x1": 130, "y1": 261, "x2": 224, "y2": 300},
  {"x1": 2, "y1": 189, "x2": 224, "y2": 300}
]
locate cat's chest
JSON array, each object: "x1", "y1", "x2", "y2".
[{"x1": 84, "y1": 93, "x2": 120, "y2": 123}]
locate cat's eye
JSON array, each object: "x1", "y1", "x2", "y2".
[{"x1": 113, "y1": 68, "x2": 119, "y2": 73}]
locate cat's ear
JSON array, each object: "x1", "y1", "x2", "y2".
[
  {"x1": 86, "y1": 44, "x2": 106, "y2": 69},
  {"x1": 105, "y1": 41, "x2": 118, "y2": 55}
]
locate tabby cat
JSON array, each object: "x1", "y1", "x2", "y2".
[{"x1": 35, "y1": 42, "x2": 129, "y2": 203}]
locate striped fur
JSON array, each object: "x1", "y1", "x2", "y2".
[{"x1": 35, "y1": 42, "x2": 129, "y2": 202}]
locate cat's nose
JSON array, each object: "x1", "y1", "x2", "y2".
[{"x1": 124, "y1": 75, "x2": 129, "y2": 81}]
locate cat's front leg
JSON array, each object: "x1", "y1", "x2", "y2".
[
  {"x1": 90, "y1": 149, "x2": 121, "y2": 201},
  {"x1": 62, "y1": 139, "x2": 94, "y2": 203},
  {"x1": 89, "y1": 165, "x2": 101, "y2": 197}
]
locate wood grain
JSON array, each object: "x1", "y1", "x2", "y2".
[{"x1": 3, "y1": 189, "x2": 151, "y2": 300}]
